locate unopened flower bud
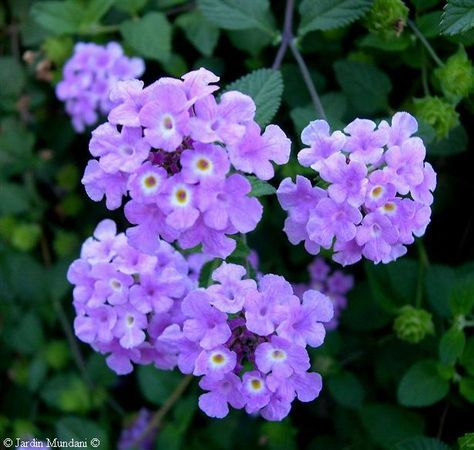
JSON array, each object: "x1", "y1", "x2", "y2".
[
  {"x1": 435, "y1": 47, "x2": 474, "y2": 100},
  {"x1": 414, "y1": 96, "x2": 459, "y2": 139},
  {"x1": 393, "y1": 305, "x2": 434, "y2": 344},
  {"x1": 365, "y1": 0, "x2": 409, "y2": 39}
]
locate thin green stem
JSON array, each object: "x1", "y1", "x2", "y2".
[
  {"x1": 415, "y1": 240, "x2": 429, "y2": 308},
  {"x1": 131, "y1": 375, "x2": 193, "y2": 449},
  {"x1": 408, "y1": 19, "x2": 444, "y2": 68}
]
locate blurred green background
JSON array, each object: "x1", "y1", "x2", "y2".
[{"x1": 0, "y1": 0, "x2": 474, "y2": 449}]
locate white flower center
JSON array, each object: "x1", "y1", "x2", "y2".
[
  {"x1": 171, "y1": 185, "x2": 191, "y2": 207},
  {"x1": 209, "y1": 351, "x2": 227, "y2": 368},
  {"x1": 269, "y1": 348, "x2": 287, "y2": 362},
  {"x1": 140, "y1": 172, "x2": 160, "y2": 194}
]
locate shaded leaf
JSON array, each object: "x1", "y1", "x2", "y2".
[
  {"x1": 226, "y1": 69, "x2": 284, "y2": 127},
  {"x1": 299, "y1": 0, "x2": 373, "y2": 35}
]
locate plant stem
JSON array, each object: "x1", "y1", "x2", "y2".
[
  {"x1": 270, "y1": 0, "x2": 326, "y2": 119},
  {"x1": 290, "y1": 41, "x2": 326, "y2": 120},
  {"x1": 271, "y1": 0, "x2": 295, "y2": 70},
  {"x1": 415, "y1": 240, "x2": 429, "y2": 308},
  {"x1": 407, "y1": 19, "x2": 444, "y2": 68},
  {"x1": 131, "y1": 375, "x2": 193, "y2": 449}
]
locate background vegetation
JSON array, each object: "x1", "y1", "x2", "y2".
[{"x1": 0, "y1": 0, "x2": 474, "y2": 449}]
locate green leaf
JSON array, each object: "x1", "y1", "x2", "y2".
[
  {"x1": 460, "y1": 337, "x2": 474, "y2": 376},
  {"x1": 360, "y1": 404, "x2": 424, "y2": 448},
  {"x1": 428, "y1": 126, "x2": 468, "y2": 156},
  {"x1": 199, "y1": 258, "x2": 222, "y2": 288},
  {"x1": 459, "y1": 377, "x2": 474, "y2": 402},
  {"x1": 197, "y1": 0, "x2": 275, "y2": 35},
  {"x1": 416, "y1": 11, "x2": 443, "y2": 38},
  {"x1": 31, "y1": 1, "x2": 82, "y2": 34},
  {"x1": 120, "y1": 12, "x2": 172, "y2": 62},
  {"x1": 137, "y1": 366, "x2": 184, "y2": 405},
  {"x1": 41, "y1": 374, "x2": 90, "y2": 413},
  {"x1": 227, "y1": 28, "x2": 272, "y2": 55},
  {"x1": 31, "y1": 0, "x2": 114, "y2": 35},
  {"x1": 395, "y1": 436, "x2": 451, "y2": 450},
  {"x1": 114, "y1": 0, "x2": 148, "y2": 14},
  {"x1": 334, "y1": 60, "x2": 392, "y2": 114},
  {"x1": 298, "y1": 0, "x2": 373, "y2": 35},
  {"x1": 261, "y1": 419, "x2": 297, "y2": 450},
  {"x1": 441, "y1": 0, "x2": 474, "y2": 36},
  {"x1": 425, "y1": 265, "x2": 456, "y2": 318},
  {"x1": 365, "y1": 259, "x2": 418, "y2": 313},
  {"x1": 56, "y1": 417, "x2": 108, "y2": 449},
  {"x1": 397, "y1": 360, "x2": 449, "y2": 407},
  {"x1": 226, "y1": 69, "x2": 283, "y2": 127},
  {"x1": 0, "y1": 57, "x2": 25, "y2": 98},
  {"x1": 246, "y1": 176, "x2": 276, "y2": 197},
  {"x1": 10, "y1": 313, "x2": 44, "y2": 354},
  {"x1": 327, "y1": 371, "x2": 365, "y2": 409},
  {"x1": 177, "y1": 11, "x2": 220, "y2": 57},
  {"x1": 449, "y1": 274, "x2": 474, "y2": 316},
  {"x1": 0, "y1": 182, "x2": 30, "y2": 214},
  {"x1": 439, "y1": 326, "x2": 466, "y2": 365}
]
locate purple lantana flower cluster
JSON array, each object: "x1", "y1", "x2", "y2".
[
  {"x1": 67, "y1": 219, "x2": 194, "y2": 375},
  {"x1": 56, "y1": 42, "x2": 144, "y2": 132},
  {"x1": 277, "y1": 112, "x2": 436, "y2": 265},
  {"x1": 82, "y1": 68, "x2": 291, "y2": 258},
  {"x1": 163, "y1": 262, "x2": 333, "y2": 421},
  {"x1": 293, "y1": 258, "x2": 353, "y2": 330}
]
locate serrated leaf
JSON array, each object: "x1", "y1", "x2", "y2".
[
  {"x1": 197, "y1": 0, "x2": 275, "y2": 35},
  {"x1": 246, "y1": 176, "x2": 276, "y2": 197},
  {"x1": 441, "y1": 0, "x2": 474, "y2": 36},
  {"x1": 397, "y1": 360, "x2": 449, "y2": 407},
  {"x1": 31, "y1": 0, "x2": 114, "y2": 35},
  {"x1": 334, "y1": 60, "x2": 392, "y2": 114},
  {"x1": 120, "y1": 12, "x2": 171, "y2": 62},
  {"x1": 395, "y1": 437, "x2": 451, "y2": 450},
  {"x1": 176, "y1": 10, "x2": 220, "y2": 57},
  {"x1": 439, "y1": 327, "x2": 466, "y2": 365},
  {"x1": 226, "y1": 69, "x2": 283, "y2": 127},
  {"x1": 298, "y1": 0, "x2": 373, "y2": 35}
]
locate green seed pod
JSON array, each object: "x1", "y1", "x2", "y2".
[
  {"x1": 365, "y1": 0, "x2": 409, "y2": 39},
  {"x1": 414, "y1": 96, "x2": 459, "y2": 139},
  {"x1": 393, "y1": 305, "x2": 434, "y2": 344},
  {"x1": 435, "y1": 47, "x2": 474, "y2": 101}
]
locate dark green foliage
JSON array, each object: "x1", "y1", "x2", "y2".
[{"x1": 0, "y1": 0, "x2": 473, "y2": 449}]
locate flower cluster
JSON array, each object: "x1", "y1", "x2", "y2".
[
  {"x1": 118, "y1": 409, "x2": 158, "y2": 450},
  {"x1": 293, "y1": 258, "x2": 353, "y2": 330},
  {"x1": 56, "y1": 42, "x2": 144, "y2": 132},
  {"x1": 82, "y1": 68, "x2": 291, "y2": 258},
  {"x1": 163, "y1": 262, "x2": 333, "y2": 421},
  {"x1": 67, "y1": 219, "x2": 194, "y2": 375},
  {"x1": 277, "y1": 112, "x2": 436, "y2": 265}
]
